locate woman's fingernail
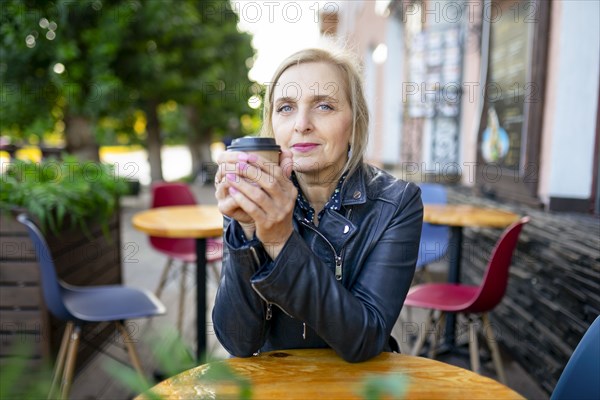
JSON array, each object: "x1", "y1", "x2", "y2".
[
  {"x1": 226, "y1": 173, "x2": 236, "y2": 181},
  {"x1": 238, "y1": 153, "x2": 248, "y2": 162},
  {"x1": 247, "y1": 153, "x2": 258, "y2": 163},
  {"x1": 238, "y1": 161, "x2": 248, "y2": 171},
  {"x1": 228, "y1": 187, "x2": 238, "y2": 195}
]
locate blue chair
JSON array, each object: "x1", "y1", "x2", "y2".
[
  {"x1": 551, "y1": 315, "x2": 600, "y2": 400},
  {"x1": 17, "y1": 214, "x2": 166, "y2": 400},
  {"x1": 416, "y1": 183, "x2": 450, "y2": 280}
]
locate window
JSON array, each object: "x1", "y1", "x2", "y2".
[{"x1": 476, "y1": 0, "x2": 550, "y2": 206}]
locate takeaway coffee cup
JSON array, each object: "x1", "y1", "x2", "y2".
[{"x1": 227, "y1": 136, "x2": 281, "y2": 166}]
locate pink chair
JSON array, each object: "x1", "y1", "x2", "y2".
[
  {"x1": 405, "y1": 217, "x2": 530, "y2": 384},
  {"x1": 150, "y1": 182, "x2": 223, "y2": 332}
]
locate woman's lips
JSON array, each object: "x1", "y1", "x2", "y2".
[{"x1": 292, "y1": 143, "x2": 319, "y2": 153}]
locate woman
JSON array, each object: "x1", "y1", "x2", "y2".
[{"x1": 213, "y1": 48, "x2": 423, "y2": 362}]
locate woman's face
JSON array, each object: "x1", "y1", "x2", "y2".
[{"x1": 271, "y1": 62, "x2": 353, "y2": 180}]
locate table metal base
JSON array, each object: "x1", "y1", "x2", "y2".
[{"x1": 195, "y1": 238, "x2": 207, "y2": 362}]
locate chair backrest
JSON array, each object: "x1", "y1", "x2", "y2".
[
  {"x1": 466, "y1": 216, "x2": 530, "y2": 313},
  {"x1": 551, "y1": 315, "x2": 600, "y2": 400},
  {"x1": 419, "y1": 183, "x2": 447, "y2": 205},
  {"x1": 417, "y1": 183, "x2": 450, "y2": 268},
  {"x1": 149, "y1": 182, "x2": 197, "y2": 254},
  {"x1": 16, "y1": 214, "x2": 72, "y2": 321},
  {"x1": 151, "y1": 182, "x2": 197, "y2": 208}
]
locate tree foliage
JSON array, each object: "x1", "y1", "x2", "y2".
[
  {"x1": 0, "y1": 0, "x2": 133, "y2": 140},
  {"x1": 1, "y1": 0, "x2": 257, "y2": 172}
]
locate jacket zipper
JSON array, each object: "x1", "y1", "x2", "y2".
[
  {"x1": 251, "y1": 283, "x2": 293, "y2": 320},
  {"x1": 337, "y1": 209, "x2": 352, "y2": 280},
  {"x1": 252, "y1": 282, "x2": 303, "y2": 338},
  {"x1": 252, "y1": 209, "x2": 352, "y2": 328},
  {"x1": 299, "y1": 217, "x2": 345, "y2": 281},
  {"x1": 249, "y1": 246, "x2": 261, "y2": 265},
  {"x1": 249, "y1": 246, "x2": 275, "y2": 320}
]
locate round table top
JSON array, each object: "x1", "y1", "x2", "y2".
[
  {"x1": 423, "y1": 204, "x2": 520, "y2": 228},
  {"x1": 138, "y1": 349, "x2": 524, "y2": 400},
  {"x1": 132, "y1": 205, "x2": 223, "y2": 238}
]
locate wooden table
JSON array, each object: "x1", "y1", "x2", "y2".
[
  {"x1": 138, "y1": 349, "x2": 524, "y2": 399},
  {"x1": 132, "y1": 205, "x2": 223, "y2": 360},
  {"x1": 422, "y1": 204, "x2": 519, "y2": 348}
]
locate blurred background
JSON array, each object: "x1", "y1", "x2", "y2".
[
  {"x1": 1, "y1": 1, "x2": 599, "y2": 399},
  {"x1": 2, "y1": 0, "x2": 599, "y2": 214},
  {"x1": 1, "y1": 0, "x2": 331, "y2": 185},
  {"x1": 2, "y1": 0, "x2": 599, "y2": 211}
]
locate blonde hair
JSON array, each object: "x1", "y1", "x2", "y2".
[{"x1": 260, "y1": 48, "x2": 369, "y2": 179}]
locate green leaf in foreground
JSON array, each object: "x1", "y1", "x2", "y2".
[
  {"x1": 194, "y1": 361, "x2": 252, "y2": 400},
  {"x1": 0, "y1": 343, "x2": 53, "y2": 399},
  {"x1": 104, "y1": 327, "x2": 250, "y2": 399},
  {"x1": 358, "y1": 372, "x2": 410, "y2": 400},
  {"x1": 104, "y1": 360, "x2": 162, "y2": 400}
]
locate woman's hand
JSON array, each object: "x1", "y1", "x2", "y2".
[
  {"x1": 225, "y1": 149, "x2": 297, "y2": 259},
  {"x1": 215, "y1": 151, "x2": 256, "y2": 237}
]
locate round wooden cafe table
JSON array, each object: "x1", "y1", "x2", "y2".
[
  {"x1": 422, "y1": 204, "x2": 520, "y2": 350},
  {"x1": 423, "y1": 204, "x2": 519, "y2": 230},
  {"x1": 132, "y1": 205, "x2": 223, "y2": 361},
  {"x1": 132, "y1": 205, "x2": 223, "y2": 238},
  {"x1": 137, "y1": 349, "x2": 524, "y2": 399}
]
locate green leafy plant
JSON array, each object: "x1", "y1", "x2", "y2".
[
  {"x1": 104, "y1": 328, "x2": 251, "y2": 400},
  {"x1": 0, "y1": 155, "x2": 129, "y2": 235},
  {"x1": 0, "y1": 343, "x2": 54, "y2": 399},
  {"x1": 358, "y1": 373, "x2": 410, "y2": 400}
]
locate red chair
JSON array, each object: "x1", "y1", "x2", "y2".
[
  {"x1": 405, "y1": 217, "x2": 530, "y2": 384},
  {"x1": 150, "y1": 182, "x2": 223, "y2": 332}
]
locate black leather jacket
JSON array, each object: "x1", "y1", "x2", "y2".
[{"x1": 212, "y1": 164, "x2": 423, "y2": 362}]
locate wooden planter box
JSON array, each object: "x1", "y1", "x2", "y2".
[{"x1": 0, "y1": 212, "x2": 122, "y2": 370}]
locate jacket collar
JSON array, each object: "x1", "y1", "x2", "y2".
[
  {"x1": 292, "y1": 164, "x2": 367, "y2": 221},
  {"x1": 292, "y1": 164, "x2": 366, "y2": 252},
  {"x1": 340, "y1": 164, "x2": 367, "y2": 206}
]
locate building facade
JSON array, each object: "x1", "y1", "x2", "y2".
[{"x1": 325, "y1": 0, "x2": 599, "y2": 214}]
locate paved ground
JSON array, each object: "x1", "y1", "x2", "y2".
[{"x1": 69, "y1": 183, "x2": 549, "y2": 399}]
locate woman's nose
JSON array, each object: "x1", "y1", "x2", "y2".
[{"x1": 294, "y1": 109, "x2": 313, "y2": 134}]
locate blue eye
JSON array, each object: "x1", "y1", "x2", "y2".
[
  {"x1": 277, "y1": 105, "x2": 292, "y2": 113},
  {"x1": 318, "y1": 104, "x2": 333, "y2": 111}
]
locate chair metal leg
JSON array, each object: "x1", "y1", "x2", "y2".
[
  {"x1": 406, "y1": 304, "x2": 413, "y2": 326},
  {"x1": 468, "y1": 316, "x2": 480, "y2": 374},
  {"x1": 155, "y1": 257, "x2": 175, "y2": 298},
  {"x1": 209, "y1": 261, "x2": 221, "y2": 283},
  {"x1": 60, "y1": 324, "x2": 81, "y2": 400},
  {"x1": 116, "y1": 321, "x2": 146, "y2": 380},
  {"x1": 412, "y1": 309, "x2": 434, "y2": 356},
  {"x1": 48, "y1": 322, "x2": 73, "y2": 400},
  {"x1": 482, "y1": 313, "x2": 506, "y2": 384},
  {"x1": 422, "y1": 265, "x2": 433, "y2": 283},
  {"x1": 429, "y1": 312, "x2": 446, "y2": 359},
  {"x1": 177, "y1": 263, "x2": 188, "y2": 333}
]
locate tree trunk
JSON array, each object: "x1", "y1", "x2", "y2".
[
  {"x1": 64, "y1": 115, "x2": 99, "y2": 161},
  {"x1": 185, "y1": 105, "x2": 212, "y2": 175},
  {"x1": 146, "y1": 101, "x2": 163, "y2": 182}
]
